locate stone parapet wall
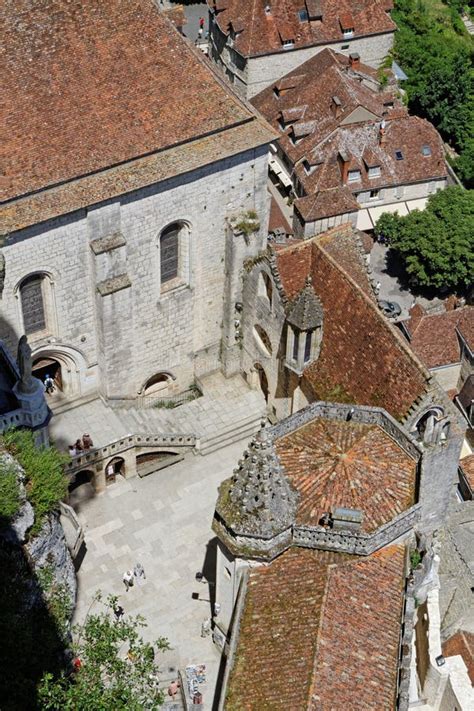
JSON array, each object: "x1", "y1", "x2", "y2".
[
  {"x1": 294, "y1": 504, "x2": 421, "y2": 556},
  {"x1": 271, "y1": 401, "x2": 422, "y2": 460}
]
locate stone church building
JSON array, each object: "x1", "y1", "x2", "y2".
[{"x1": 0, "y1": 0, "x2": 274, "y2": 408}]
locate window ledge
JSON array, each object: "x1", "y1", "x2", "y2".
[{"x1": 159, "y1": 279, "x2": 189, "y2": 298}]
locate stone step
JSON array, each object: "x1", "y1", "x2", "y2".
[{"x1": 199, "y1": 413, "x2": 263, "y2": 455}]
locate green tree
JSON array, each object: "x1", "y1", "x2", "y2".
[
  {"x1": 392, "y1": 0, "x2": 474, "y2": 185},
  {"x1": 375, "y1": 187, "x2": 474, "y2": 290},
  {"x1": 38, "y1": 593, "x2": 170, "y2": 710}
]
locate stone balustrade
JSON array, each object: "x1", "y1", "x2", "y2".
[
  {"x1": 293, "y1": 504, "x2": 422, "y2": 556},
  {"x1": 65, "y1": 432, "x2": 197, "y2": 477},
  {"x1": 0, "y1": 407, "x2": 47, "y2": 432}
]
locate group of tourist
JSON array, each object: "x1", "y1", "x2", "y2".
[
  {"x1": 122, "y1": 563, "x2": 146, "y2": 591},
  {"x1": 68, "y1": 433, "x2": 94, "y2": 458}
]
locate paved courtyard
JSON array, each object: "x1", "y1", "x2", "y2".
[{"x1": 70, "y1": 437, "x2": 249, "y2": 709}]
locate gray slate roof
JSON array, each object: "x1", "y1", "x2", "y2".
[{"x1": 286, "y1": 276, "x2": 323, "y2": 331}]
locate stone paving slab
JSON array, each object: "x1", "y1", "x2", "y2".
[{"x1": 71, "y1": 437, "x2": 251, "y2": 709}]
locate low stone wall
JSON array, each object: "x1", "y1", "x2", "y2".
[{"x1": 270, "y1": 401, "x2": 422, "y2": 460}]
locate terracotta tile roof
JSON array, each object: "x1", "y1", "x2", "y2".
[
  {"x1": 252, "y1": 48, "x2": 391, "y2": 165},
  {"x1": 1, "y1": 0, "x2": 259, "y2": 203},
  {"x1": 225, "y1": 544, "x2": 406, "y2": 710},
  {"x1": 317, "y1": 225, "x2": 374, "y2": 299},
  {"x1": 403, "y1": 305, "x2": 474, "y2": 369},
  {"x1": 209, "y1": 0, "x2": 396, "y2": 58},
  {"x1": 252, "y1": 49, "x2": 447, "y2": 223},
  {"x1": 274, "y1": 226, "x2": 429, "y2": 420},
  {"x1": 275, "y1": 418, "x2": 416, "y2": 530},
  {"x1": 443, "y1": 630, "x2": 474, "y2": 684},
  {"x1": 1, "y1": 120, "x2": 275, "y2": 235},
  {"x1": 460, "y1": 454, "x2": 474, "y2": 493}
]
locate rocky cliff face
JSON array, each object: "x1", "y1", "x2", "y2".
[{"x1": 0, "y1": 451, "x2": 76, "y2": 613}]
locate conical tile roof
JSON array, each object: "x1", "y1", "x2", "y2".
[
  {"x1": 286, "y1": 275, "x2": 323, "y2": 330},
  {"x1": 219, "y1": 422, "x2": 298, "y2": 537}
]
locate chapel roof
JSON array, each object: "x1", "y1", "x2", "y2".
[
  {"x1": 403, "y1": 305, "x2": 474, "y2": 369},
  {"x1": 208, "y1": 0, "x2": 396, "y2": 58},
  {"x1": 1, "y1": 0, "x2": 273, "y2": 222},
  {"x1": 274, "y1": 224, "x2": 430, "y2": 420},
  {"x1": 274, "y1": 417, "x2": 417, "y2": 531},
  {"x1": 225, "y1": 543, "x2": 405, "y2": 710}
]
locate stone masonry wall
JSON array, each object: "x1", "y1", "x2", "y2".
[
  {"x1": 0, "y1": 145, "x2": 269, "y2": 401},
  {"x1": 233, "y1": 33, "x2": 394, "y2": 99}
]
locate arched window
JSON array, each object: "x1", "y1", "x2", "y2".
[
  {"x1": 253, "y1": 324, "x2": 273, "y2": 357},
  {"x1": 258, "y1": 271, "x2": 273, "y2": 307},
  {"x1": 160, "y1": 224, "x2": 180, "y2": 284},
  {"x1": 19, "y1": 274, "x2": 53, "y2": 337}
]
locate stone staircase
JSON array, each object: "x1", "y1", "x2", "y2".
[{"x1": 49, "y1": 372, "x2": 266, "y2": 456}]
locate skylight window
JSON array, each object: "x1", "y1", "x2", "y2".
[
  {"x1": 283, "y1": 40, "x2": 295, "y2": 49},
  {"x1": 343, "y1": 28, "x2": 354, "y2": 38},
  {"x1": 422, "y1": 145, "x2": 432, "y2": 157},
  {"x1": 395, "y1": 150, "x2": 404, "y2": 161},
  {"x1": 298, "y1": 9, "x2": 308, "y2": 21}
]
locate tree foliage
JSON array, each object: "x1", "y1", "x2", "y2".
[
  {"x1": 375, "y1": 187, "x2": 474, "y2": 290},
  {"x1": 39, "y1": 593, "x2": 170, "y2": 711},
  {"x1": 392, "y1": 0, "x2": 474, "y2": 184}
]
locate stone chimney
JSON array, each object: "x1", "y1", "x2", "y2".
[
  {"x1": 338, "y1": 151, "x2": 349, "y2": 183},
  {"x1": 331, "y1": 95, "x2": 342, "y2": 118},
  {"x1": 349, "y1": 52, "x2": 360, "y2": 70}
]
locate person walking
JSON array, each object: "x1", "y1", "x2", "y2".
[
  {"x1": 113, "y1": 603, "x2": 124, "y2": 621},
  {"x1": 199, "y1": 16, "x2": 204, "y2": 30},
  {"x1": 123, "y1": 570, "x2": 134, "y2": 592},
  {"x1": 44, "y1": 374, "x2": 55, "y2": 394},
  {"x1": 134, "y1": 562, "x2": 146, "y2": 585}
]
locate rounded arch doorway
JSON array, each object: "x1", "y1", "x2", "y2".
[
  {"x1": 105, "y1": 456, "x2": 126, "y2": 485},
  {"x1": 68, "y1": 469, "x2": 95, "y2": 509},
  {"x1": 32, "y1": 346, "x2": 84, "y2": 400},
  {"x1": 254, "y1": 363, "x2": 269, "y2": 403}
]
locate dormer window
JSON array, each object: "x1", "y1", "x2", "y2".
[
  {"x1": 368, "y1": 166, "x2": 381, "y2": 178},
  {"x1": 422, "y1": 145, "x2": 431, "y2": 157},
  {"x1": 302, "y1": 159, "x2": 311, "y2": 174},
  {"x1": 343, "y1": 28, "x2": 354, "y2": 38},
  {"x1": 348, "y1": 169, "x2": 361, "y2": 182},
  {"x1": 283, "y1": 39, "x2": 294, "y2": 49},
  {"x1": 340, "y1": 13, "x2": 355, "y2": 38},
  {"x1": 395, "y1": 150, "x2": 404, "y2": 161},
  {"x1": 265, "y1": 4, "x2": 271, "y2": 14}
]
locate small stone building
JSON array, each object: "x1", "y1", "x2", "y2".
[
  {"x1": 207, "y1": 0, "x2": 396, "y2": 98},
  {"x1": 0, "y1": 0, "x2": 275, "y2": 409}
]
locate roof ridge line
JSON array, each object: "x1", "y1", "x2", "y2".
[{"x1": 306, "y1": 562, "x2": 335, "y2": 708}]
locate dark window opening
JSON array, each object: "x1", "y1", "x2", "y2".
[
  {"x1": 304, "y1": 331, "x2": 312, "y2": 363},
  {"x1": 422, "y1": 145, "x2": 431, "y2": 157},
  {"x1": 298, "y1": 9, "x2": 308, "y2": 21},
  {"x1": 160, "y1": 225, "x2": 179, "y2": 283},
  {"x1": 20, "y1": 276, "x2": 46, "y2": 335},
  {"x1": 292, "y1": 330, "x2": 299, "y2": 361},
  {"x1": 395, "y1": 150, "x2": 404, "y2": 161}
]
